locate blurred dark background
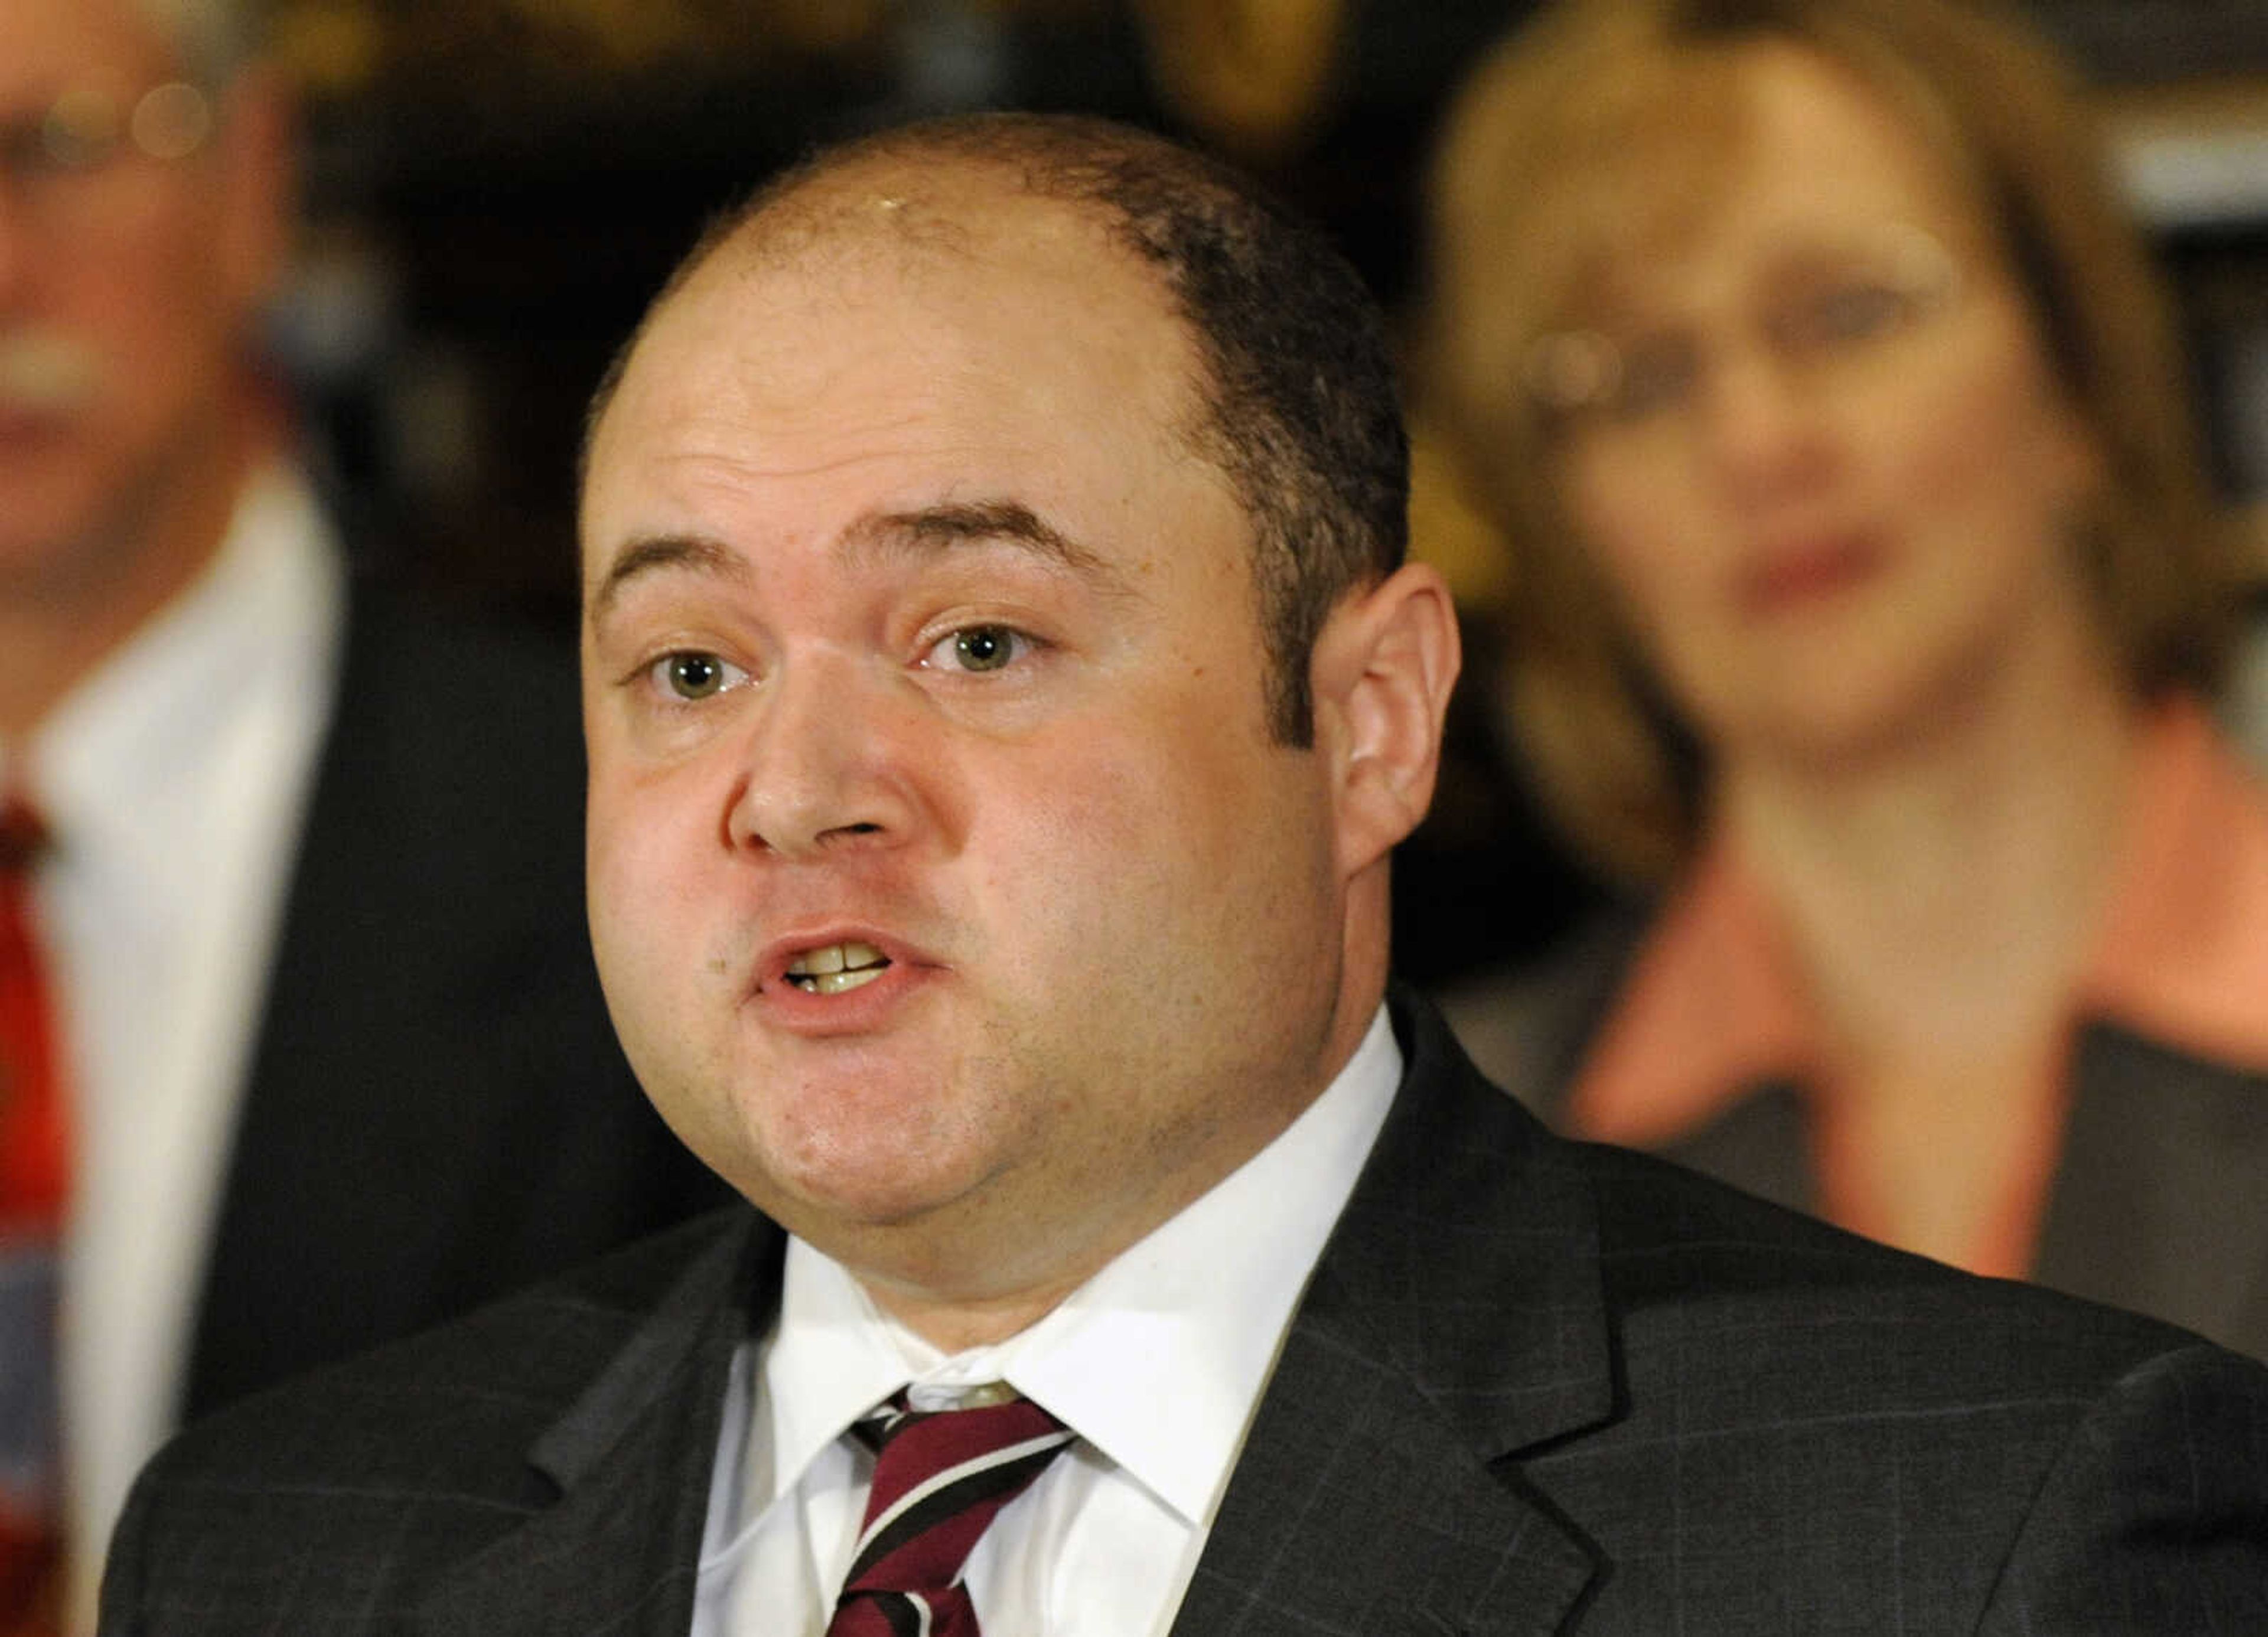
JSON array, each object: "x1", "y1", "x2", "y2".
[{"x1": 260, "y1": 0, "x2": 2268, "y2": 987}]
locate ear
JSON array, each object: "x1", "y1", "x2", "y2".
[
  {"x1": 213, "y1": 67, "x2": 297, "y2": 313},
  {"x1": 1308, "y1": 562, "x2": 1462, "y2": 880}
]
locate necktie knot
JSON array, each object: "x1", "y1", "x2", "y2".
[{"x1": 826, "y1": 1386, "x2": 1074, "y2": 1637}]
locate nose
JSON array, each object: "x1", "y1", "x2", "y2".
[
  {"x1": 723, "y1": 648, "x2": 928, "y2": 861},
  {"x1": 1691, "y1": 345, "x2": 1831, "y2": 503}
]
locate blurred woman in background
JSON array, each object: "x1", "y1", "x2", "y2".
[{"x1": 1428, "y1": 0, "x2": 2268, "y2": 1355}]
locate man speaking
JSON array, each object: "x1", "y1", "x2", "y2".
[{"x1": 101, "y1": 113, "x2": 2268, "y2": 1634}]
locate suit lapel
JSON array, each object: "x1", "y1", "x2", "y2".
[
  {"x1": 1172, "y1": 990, "x2": 1613, "y2": 1637},
  {"x1": 415, "y1": 1217, "x2": 783, "y2": 1637}
]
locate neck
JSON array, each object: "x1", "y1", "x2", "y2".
[
  {"x1": 1718, "y1": 610, "x2": 2138, "y2": 1073},
  {"x1": 0, "y1": 390, "x2": 272, "y2": 741},
  {"x1": 858, "y1": 1270, "x2": 1091, "y2": 1357}
]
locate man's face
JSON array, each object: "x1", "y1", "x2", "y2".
[
  {"x1": 0, "y1": 0, "x2": 276, "y2": 596},
  {"x1": 581, "y1": 174, "x2": 1371, "y2": 1315}
]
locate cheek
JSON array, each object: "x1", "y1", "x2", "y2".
[
  {"x1": 585, "y1": 764, "x2": 717, "y2": 984},
  {"x1": 1563, "y1": 462, "x2": 1729, "y2": 671},
  {"x1": 970, "y1": 712, "x2": 1280, "y2": 976},
  {"x1": 67, "y1": 230, "x2": 240, "y2": 441},
  {"x1": 74, "y1": 204, "x2": 211, "y2": 327},
  {"x1": 965, "y1": 741, "x2": 1156, "y2": 945},
  {"x1": 1878, "y1": 318, "x2": 2096, "y2": 570}
]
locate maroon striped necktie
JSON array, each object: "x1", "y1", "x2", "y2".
[{"x1": 825, "y1": 1387, "x2": 1074, "y2": 1637}]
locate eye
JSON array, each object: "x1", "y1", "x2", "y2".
[
  {"x1": 1602, "y1": 335, "x2": 1699, "y2": 424},
  {"x1": 4, "y1": 92, "x2": 123, "y2": 181},
  {"x1": 1777, "y1": 279, "x2": 1921, "y2": 354},
  {"x1": 644, "y1": 650, "x2": 748, "y2": 700},
  {"x1": 924, "y1": 624, "x2": 1032, "y2": 674}
]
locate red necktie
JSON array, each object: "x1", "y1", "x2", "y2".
[
  {"x1": 825, "y1": 1388, "x2": 1074, "y2": 1637},
  {"x1": 0, "y1": 797, "x2": 66, "y2": 1636}
]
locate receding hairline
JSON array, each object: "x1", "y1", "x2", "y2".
[
  {"x1": 583, "y1": 140, "x2": 1203, "y2": 489},
  {"x1": 577, "y1": 144, "x2": 1225, "y2": 583}
]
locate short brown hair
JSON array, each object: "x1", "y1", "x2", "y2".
[
  {"x1": 586, "y1": 112, "x2": 1407, "y2": 746},
  {"x1": 1428, "y1": 0, "x2": 2245, "y2": 882}
]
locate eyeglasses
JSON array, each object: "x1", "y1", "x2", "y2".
[
  {"x1": 1524, "y1": 227, "x2": 1963, "y2": 443},
  {"x1": 0, "y1": 80, "x2": 213, "y2": 209}
]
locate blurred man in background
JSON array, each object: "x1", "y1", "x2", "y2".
[{"x1": 0, "y1": 0, "x2": 719, "y2": 1625}]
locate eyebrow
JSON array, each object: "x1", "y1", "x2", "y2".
[
  {"x1": 840, "y1": 499, "x2": 1125, "y2": 590},
  {"x1": 588, "y1": 533, "x2": 751, "y2": 622},
  {"x1": 590, "y1": 498, "x2": 1130, "y2": 624}
]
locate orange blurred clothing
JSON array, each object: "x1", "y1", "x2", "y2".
[{"x1": 1570, "y1": 696, "x2": 2268, "y2": 1279}]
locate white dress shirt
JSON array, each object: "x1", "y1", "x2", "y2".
[
  {"x1": 692, "y1": 1004, "x2": 1403, "y2": 1637},
  {"x1": 1, "y1": 465, "x2": 345, "y2": 1625}
]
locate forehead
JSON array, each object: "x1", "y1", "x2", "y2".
[
  {"x1": 1549, "y1": 42, "x2": 1984, "y2": 317},
  {"x1": 0, "y1": 0, "x2": 175, "y2": 98},
  {"x1": 584, "y1": 169, "x2": 1224, "y2": 570}
]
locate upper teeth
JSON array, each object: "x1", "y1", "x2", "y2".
[{"x1": 786, "y1": 941, "x2": 889, "y2": 993}]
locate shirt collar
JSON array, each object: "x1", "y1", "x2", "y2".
[
  {"x1": 1571, "y1": 695, "x2": 2268, "y2": 1147},
  {"x1": 760, "y1": 1002, "x2": 1403, "y2": 1526},
  {"x1": 1569, "y1": 836, "x2": 1818, "y2": 1144},
  {"x1": 2077, "y1": 696, "x2": 2268, "y2": 1071}
]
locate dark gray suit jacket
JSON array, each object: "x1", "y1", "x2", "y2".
[
  {"x1": 1442, "y1": 911, "x2": 2268, "y2": 1361},
  {"x1": 101, "y1": 991, "x2": 2268, "y2": 1633},
  {"x1": 178, "y1": 585, "x2": 728, "y2": 1418}
]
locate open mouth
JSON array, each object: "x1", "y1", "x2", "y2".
[{"x1": 784, "y1": 940, "x2": 893, "y2": 995}]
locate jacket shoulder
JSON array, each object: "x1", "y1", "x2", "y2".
[
  {"x1": 168, "y1": 1208, "x2": 748, "y2": 1481},
  {"x1": 105, "y1": 1209, "x2": 760, "y2": 1632},
  {"x1": 1528, "y1": 1139, "x2": 2268, "y2": 1625}
]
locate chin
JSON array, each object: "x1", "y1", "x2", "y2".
[
  {"x1": 753, "y1": 1163, "x2": 998, "y2": 1264},
  {"x1": 739, "y1": 1087, "x2": 997, "y2": 1230},
  {"x1": 1756, "y1": 668, "x2": 1968, "y2": 767}
]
